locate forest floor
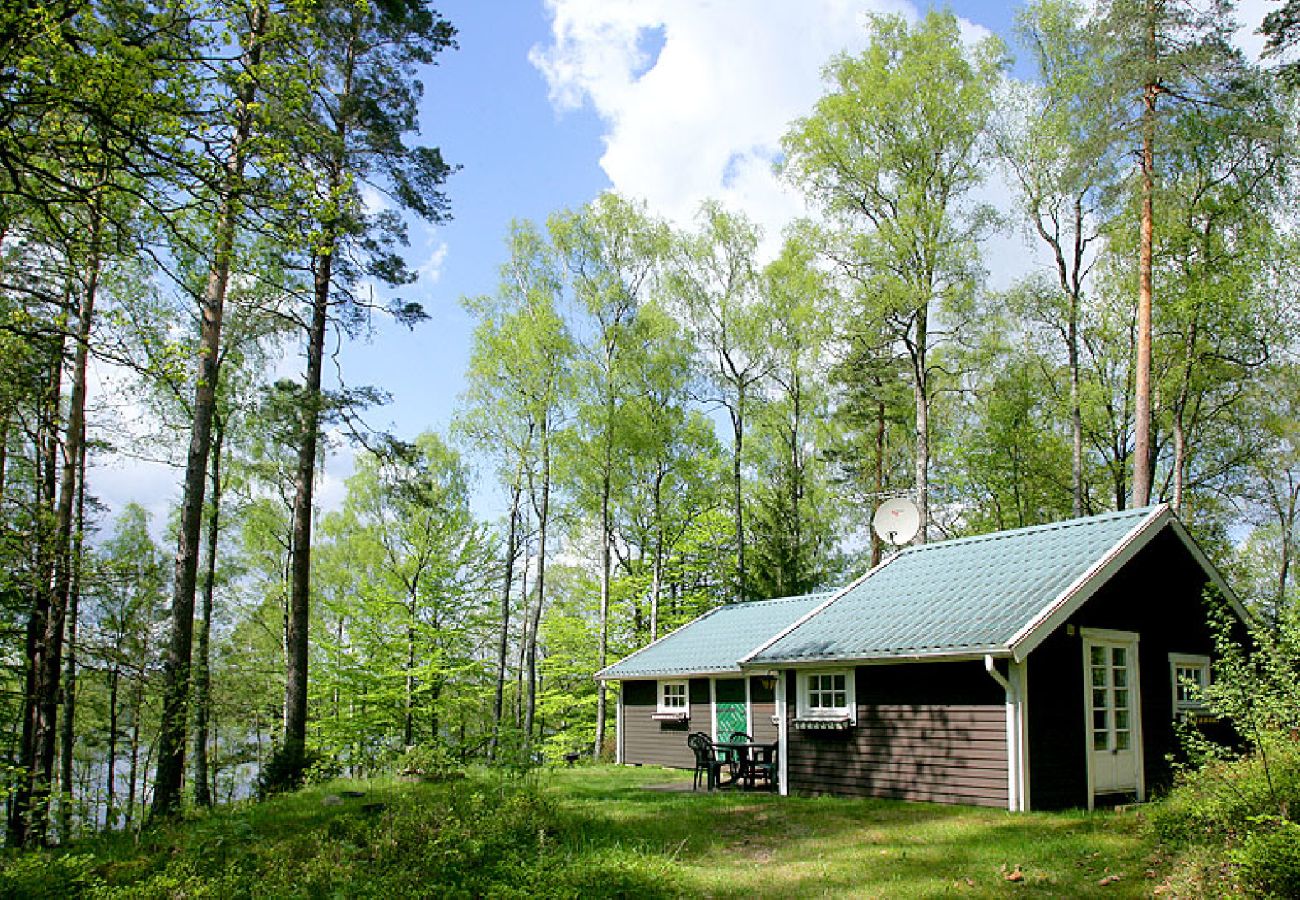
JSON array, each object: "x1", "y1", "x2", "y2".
[{"x1": 1, "y1": 765, "x2": 1170, "y2": 898}]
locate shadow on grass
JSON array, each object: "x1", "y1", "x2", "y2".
[{"x1": 540, "y1": 767, "x2": 1158, "y2": 898}]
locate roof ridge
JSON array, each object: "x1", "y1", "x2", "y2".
[
  {"x1": 896, "y1": 506, "x2": 1159, "y2": 556},
  {"x1": 721, "y1": 591, "x2": 836, "y2": 610}
]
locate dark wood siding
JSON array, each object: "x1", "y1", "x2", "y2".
[
  {"x1": 1025, "y1": 625, "x2": 1087, "y2": 809},
  {"x1": 619, "y1": 677, "x2": 710, "y2": 768},
  {"x1": 1026, "y1": 526, "x2": 1238, "y2": 809},
  {"x1": 785, "y1": 662, "x2": 1009, "y2": 807}
]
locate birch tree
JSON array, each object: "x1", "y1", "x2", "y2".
[{"x1": 781, "y1": 11, "x2": 1004, "y2": 541}]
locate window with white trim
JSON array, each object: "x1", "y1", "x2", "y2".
[
  {"x1": 1169, "y1": 654, "x2": 1211, "y2": 714},
  {"x1": 658, "y1": 679, "x2": 688, "y2": 715},
  {"x1": 796, "y1": 670, "x2": 855, "y2": 721}
]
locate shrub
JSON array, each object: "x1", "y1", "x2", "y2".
[
  {"x1": 395, "y1": 743, "x2": 463, "y2": 781},
  {"x1": 1234, "y1": 816, "x2": 1300, "y2": 898},
  {"x1": 0, "y1": 852, "x2": 102, "y2": 899},
  {"x1": 1152, "y1": 740, "x2": 1300, "y2": 846}
]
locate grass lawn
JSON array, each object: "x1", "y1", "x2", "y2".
[
  {"x1": 553, "y1": 766, "x2": 1162, "y2": 898},
  {"x1": 0, "y1": 764, "x2": 1166, "y2": 898}
]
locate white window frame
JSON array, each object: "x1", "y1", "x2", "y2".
[
  {"x1": 796, "y1": 669, "x2": 855, "y2": 722},
  {"x1": 657, "y1": 679, "x2": 689, "y2": 716},
  {"x1": 1169, "y1": 653, "x2": 1211, "y2": 714}
]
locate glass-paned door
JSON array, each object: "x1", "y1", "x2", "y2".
[{"x1": 1084, "y1": 635, "x2": 1141, "y2": 795}]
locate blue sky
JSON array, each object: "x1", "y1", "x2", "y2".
[{"x1": 92, "y1": 0, "x2": 1273, "y2": 528}]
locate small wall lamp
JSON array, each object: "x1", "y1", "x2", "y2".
[{"x1": 757, "y1": 672, "x2": 779, "y2": 691}]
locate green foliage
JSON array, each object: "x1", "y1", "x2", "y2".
[
  {"x1": 1199, "y1": 594, "x2": 1300, "y2": 755},
  {"x1": 0, "y1": 852, "x2": 102, "y2": 899},
  {"x1": 1152, "y1": 742, "x2": 1300, "y2": 846},
  {"x1": 311, "y1": 432, "x2": 496, "y2": 771},
  {"x1": 1152, "y1": 593, "x2": 1300, "y2": 894},
  {"x1": 1234, "y1": 816, "x2": 1300, "y2": 898},
  {"x1": 395, "y1": 743, "x2": 463, "y2": 781}
]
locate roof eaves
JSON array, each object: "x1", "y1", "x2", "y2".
[
  {"x1": 741, "y1": 644, "x2": 1013, "y2": 667},
  {"x1": 600, "y1": 667, "x2": 738, "y2": 681},
  {"x1": 1007, "y1": 504, "x2": 1168, "y2": 662},
  {"x1": 739, "y1": 552, "x2": 908, "y2": 666}
]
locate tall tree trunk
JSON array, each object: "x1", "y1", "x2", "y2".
[
  {"x1": 105, "y1": 664, "x2": 118, "y2": 830},
  {"x1": 650, "y1": 467, "x2": 665, "y2": 640},
  {"x1": 524, "y1": 429, "x2": 551, "y2": 746},
  {"x1": 514, "y1": 550, "x2": 530, "y2": 728},
  {"x1": 1170, "y1": 301, "x2": 1200, "y2": 512},
  {"x1": 14, "y1": 226, "x2": 99, "y2": 846},
  {"x1": 1068, "y1": 196, "x2": 1086, "y2": 517},
  {"x1": 871, "y1": 395, "x2": 885, "y2": 566},
  {"x1": 593, "y1": 434, "x2": 611, "y2": 759},
  {"x1": 789, "y1": 370, "x2": 804, "y2": 591},
  {"x1": 911, "y1": 302, "x2": 930, "y2": 543},
  {"x1": 0, "y1": 411, "x2": 9, "y2": 511},
  {"x1": 277, "y1": 238, "x2": 331, "y2": 787},
  {"x1": 404, "y1": 591, "x2": 416, "y2": 747},
  {"x1": 125, "y1": 669, "x2": 145, "y2": 831},
  {"x1": 490, "y1": 472, "x2": 522, "y2": 758},
  {"x1": 57, "y1": 445, "x2": 87, "y2": 840},
  {"x1": 192, "y1": 419, "x2": 224, "y2": 807},
  {"x1": 12, "y1": 332, "x2": 60, "y2": 845},
  {"x1": 281, "y1": 17, "x2": 358, "y2": 784},
  {"x1": 730, "y1": 394, "x2": 746, "y2": 596},
  {"x1": 152, "y1": 3, "x2": 267, "y2": 820},
  {"x1": 1133, "y1": 3, "x2": 1157, "y2": 508}
]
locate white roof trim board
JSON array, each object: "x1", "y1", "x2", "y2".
[
  {"x1": 1007, "y1": 505, "x2": 1248, "y2": 662},
  {"x1": 1005, "y1": 505, "x2": 1166, "y2": 662}
]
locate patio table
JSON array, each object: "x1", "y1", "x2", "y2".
[{"x1": 711, "y1": 741, "x2": 777, "y2": 790}]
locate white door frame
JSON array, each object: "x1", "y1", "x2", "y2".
[{"x1": 1080, "y1": 627, "x2": 1145, "y2": 810}]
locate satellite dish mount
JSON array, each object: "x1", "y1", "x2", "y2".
[{"x1": 872, "y1": 497, "x2": 921, "y2": 546}]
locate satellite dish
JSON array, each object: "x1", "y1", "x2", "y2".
[{"x1": 872, "y1": 498, "x2": 921, "y2": 546}]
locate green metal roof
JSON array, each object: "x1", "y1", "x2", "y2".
[
  {"x1": 596, "y1": 592, "x2": 833, "y2": 679},
  {"x1": 747, "y1": 506, "x2": 1160, "y2": 665}
]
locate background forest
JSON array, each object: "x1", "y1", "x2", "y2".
[{"x1": 2, "y1": 0, "x2": 1300, "y2": 849}]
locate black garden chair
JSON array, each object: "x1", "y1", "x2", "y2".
[
  {"x1": 749, "y1": 744, "x2": 778, "y2": 791},
  {"x1": 687, "y1": 732, "x2": 726, "y2": 791}
]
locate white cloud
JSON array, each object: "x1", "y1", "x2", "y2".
[
  {"x1": 530, "y1": 0, "x2": 931, "y2": 249},
  {"x1": 416, "y1": 238, "x2": 449, "y2": 286}
]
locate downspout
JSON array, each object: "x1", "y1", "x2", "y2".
[{"x1": 985, "y1": 655, "x2": 1022, "y2": 812}]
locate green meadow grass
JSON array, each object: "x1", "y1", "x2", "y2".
[{"x1": 0, "y1": 765, "x2": 1164, "y2": 898}]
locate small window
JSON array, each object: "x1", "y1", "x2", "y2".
[
  {"x1": 1169, "y1": 654, "x2": 1211, "y2": 714},
  {"x1": 658, "y1": 680, "x2": 688, "y2": 715},
  {"x1": 797, "y1": 670, "x2": 855, "y2": 722}
]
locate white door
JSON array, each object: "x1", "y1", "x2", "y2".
[{"x1": 1084, "y1": 633, "x2": 1141, "y2": 796}]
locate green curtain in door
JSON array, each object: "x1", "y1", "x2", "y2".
[{"x1": 714, "y1": 679, "x2": 748, "y2": 738}]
